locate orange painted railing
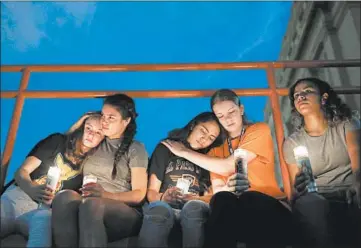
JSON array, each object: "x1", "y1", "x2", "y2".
[{"x1": 1, "y1": 59, "x2": 360, "y2": 199}]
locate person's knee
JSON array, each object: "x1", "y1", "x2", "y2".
[
  {"x1": 79, "y1": 197, "x2": 105, "y2": 221},
  {"x1": 210, "y1": 191, "x2": 235, "y2": 206},
  {"x1": 293, "y1": 193, "x2": 329, "y2": 214},
  {"x1": 28, "y1": 209, "x2": 52, "y2": 231},
  {"x1": 143, "y1": 201, "x2": 174, "y2": 225},
  {"x1": 181, "y1": 200, "x2": 209, "y2": 222},
  {"x1": 0, "y1": 199, "x2": 16, "y2": 237},
  {"x1": 52, "y1": 190, "x2": 81, "y2": 208}
]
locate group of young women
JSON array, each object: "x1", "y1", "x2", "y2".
[{"x1": 1, "y1": 77, "x2": 360, "y2": 248}]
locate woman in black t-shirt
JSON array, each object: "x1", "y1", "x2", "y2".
[
  {"x1": 0, "y1": 113, "x2": 104, "y2": 247},
  {"x1": 138, "y1": 112, "x2": 223, "y2": 248}
]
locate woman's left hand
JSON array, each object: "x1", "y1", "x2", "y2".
[
  {"x1": 178, "y1": 193, "x2": 197, "y2": 203},
  {"x1": 161, "y1": 140, "x2": 188, "y2": 157},
  {"x1": 346, "y1": 171, "x2": 361, "y2": 208},
  {"x1": 80, "y1": 183, "x2": 105, "y2": 198}
]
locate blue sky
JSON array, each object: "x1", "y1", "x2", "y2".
[{"x1": 1, "y1": 1, "x2": 292, "y2": 183}]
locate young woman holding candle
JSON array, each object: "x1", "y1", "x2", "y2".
[
  {"x1": 52, "y1": 93, "x2": 148, "y2": 248},
  {"x1": 0, "y1": 113, "x2": 104, "y2": 247},
  {"x1": 162, "y1": 89, "x2": 293, "y2": 248},
  {"x1": 283, "y1": 77, "x2": 361, "y2": 248},
  {"x1": 138, "y1": 112, "x2": 222, "y2": 248}
]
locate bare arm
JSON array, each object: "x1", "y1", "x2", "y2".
[
  {"x1": 102, "y1": 167, "x2": 148, "y2": 205},
  {"x1": 162, "y1": 140, "x2": 256, "y2": 176},
  {"x1": 211, "y1": 173, "x2": 249, "y2": 195},
  {"x1": 15, "y1": 156, "x2": 42, "y2": 195},
  {"x1": 182, "y1": 149, "x2": 256, "y2": 176},
  {"x1": 15, "y1": 156, "x2": 53, "y2": 202},
  {"x1": 211, "y1": 178, "x2": 228, "y2": 194},
  {"x1": 287, "y1": 163, "x2": 300, "y2": 195},
  {"x1": 346, "y1": 129, "x2": 360, "y2": 174},
  {"x1": 146, "y1": 174, "x2": 163, "y2": 202}
]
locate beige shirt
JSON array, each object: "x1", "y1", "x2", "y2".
[
  {"x1": 283, "y1": 119, "x2": 360, "y2": 193},
  {"x1": 83, "y1": 138, "x2": 148, "y2": 193}
]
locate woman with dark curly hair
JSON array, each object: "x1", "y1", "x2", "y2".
[{"x1": 283, "y1": 77, "x2": 361, "y2": 248}]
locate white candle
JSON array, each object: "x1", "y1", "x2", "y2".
[
  {"x1": 176, "y1": 178, "x2": 190, "y2": 194},
  {"x1": 293, "y1": 145, "x2": 309, "y2": 158},
  {"x1": 234, "y1": 148, "x2": 248, "y2": 176},
  {"x1": 83, "y1": 174, "x2": 97, "y2": 186},
  {"x1": 46, "y1": 166, "x2": 61, "y2": 191}
]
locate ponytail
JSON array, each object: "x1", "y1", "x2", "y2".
[{"x1": 111, "y1": 118, "x2": 136, "y2": 179}]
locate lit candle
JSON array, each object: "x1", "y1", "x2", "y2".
[
  {"x1": 293, "y1": 145, "x2": 318, "y2": 193},
  {"x1": 176, "y1": 178, "x2": 190, "y2": 194},
  {"x1": 83, "y1": 174, "x2": 97, "y2": 186},
  {"x1": 234, "y1": 148, "x2": 248, "y2": 177}
]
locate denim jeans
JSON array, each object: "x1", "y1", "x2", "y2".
[
  {"x1": 0, "y1": 185, "x2": 38, "y2": 238},
  {"x1": 138, "y1": 200, "x2": 210, "y2": 248},
  {"x1": 0, "y1": 185, "x2": 52, "y2": 247},
  {"x1": 26, "y1": 209, "x2": 52, "y2": 248}
]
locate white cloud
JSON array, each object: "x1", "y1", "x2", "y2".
[
  {"x1": 1, "y1": 2, "x2": 97, "y2": 52},
  {"x1": 1, "y1": 2, "x2": 47, "y2": 52},
  {"x1": 54, "y1": 2, "x2": 97, "y2": 27}
]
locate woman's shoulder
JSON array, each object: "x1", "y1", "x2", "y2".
[
  {"x1": 39, "y1": 132, "x2": 66, "y2": 145},
  {"x1": 150, "y1": 142, "x2": 173, "y2": 158},
  {"x1": 129, "y1": 140, "x2": 147, "y2": 151},
  {"x1": 284, "y1": 129, "x2": 303, "y2": 146},
  {"x1": 128, "y1": 140, "x2": 148, "y2": 158},
  {"x1": 246, "y1": 122, "x2": 271, "y2": 133},
  {"x1": 336, "y1": 117, "x2": 360, "y2": 132}
]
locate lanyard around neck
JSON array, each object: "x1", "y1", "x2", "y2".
[{"x1": 227, "y1": 127, "x2": 245, "y2": 155}]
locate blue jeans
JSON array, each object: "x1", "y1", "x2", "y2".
[
  {"x1": 26, "y1": 209, "x2": 52, "y2": 248},
  {"x1": 138, "y1": 200, "x2": 210, "y2": 248}
]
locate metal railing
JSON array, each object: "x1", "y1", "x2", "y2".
[{"x1": 1, "y1": 59, "x2": 360, "y2": 199}]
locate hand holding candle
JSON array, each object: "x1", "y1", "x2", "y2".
[
  {"x1": 80, "y1": 175, "x2": 104, "y2": 197},
  {"x1": 293, "y1": 145, "x2": 318, "y2": 193},
  {"x1": 234, "y1": 148, "x2": 248, "y2": 177}
]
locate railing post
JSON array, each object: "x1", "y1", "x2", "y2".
[
  {"x1": 1, "y1": 68, "x2": 30, "y2": 191},
  {"x1": 266, "y1": 65, "x2": 292, "y2": 200}
]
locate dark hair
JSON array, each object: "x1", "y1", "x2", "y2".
[
  {"x1": 289, "y1": 77, "x2": 356, "y2": 130},
  {"x1": 65, "y1": 112, "x2": 102, "y2": 165},
  {"x1": 167, "y1": 112, "x2": 224, "y2": 154},
  {"x1": 210, "y1": 89, "x2": 251, "y2": 125},
  {"x1": 104, "y1": 93, "x2": 138, "y2": 179}
]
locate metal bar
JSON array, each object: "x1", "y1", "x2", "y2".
[
  {"x1": 0, "y1": 89, "x2": 272, "y2": 99},
  {"x1": 1, "y1": 87, "x2": 360, "y2": 99},
  {"x1": 266, "y1": 65, "x2": 292, "y2": 200},
  {"x1": 0, "y1": 59, "x2": 359, "y2": 73},
  {"x1": 272, "y1": 59, "x2": 360, "y2": 69},
  {"x1": 1, "y1": 69, "x2": 31, "y2": 192}
]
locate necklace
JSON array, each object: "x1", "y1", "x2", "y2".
[{"x1": 227, "y1": 126, "x2": 245, "y2": 155}]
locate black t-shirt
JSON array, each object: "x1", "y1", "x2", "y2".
[
  {"x1": 149, "y1": 143, "x2": 211, "y2": 196},
  {"x1": 28, "y1": 133, "x2": 83, "y2": 193}
]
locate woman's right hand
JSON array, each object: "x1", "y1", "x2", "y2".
[
  {"x1": 161, "y1": 187, "x2": 183, "y2": 206},
  {"x1": 292, "y1": 170, "x2": 309, "y2": 202},
  {"x1": 67, "y1": 111, "x2": 98, "y2": 134},
  {"x1": 28, "y1": 184, "x2": 55, "y2": 204},
  {"x1": 225, "y1": 173, "x2": 249, "y2": 195}
]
